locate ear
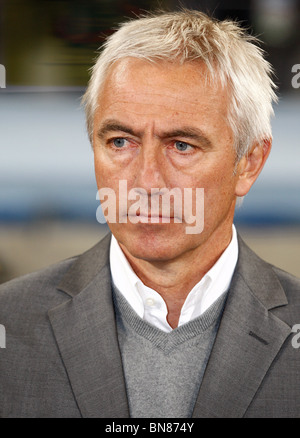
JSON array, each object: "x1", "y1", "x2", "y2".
[{"x1": 235, "y1": 138, "x2": 272, "y2": 197}]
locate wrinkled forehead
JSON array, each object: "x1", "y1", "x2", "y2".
[
  {"x1": 96, "y1": 57, "x2": 230, "y2": 119},
  {"x1": 92, "y1": 57, "x2": 234, "y2": 150}
]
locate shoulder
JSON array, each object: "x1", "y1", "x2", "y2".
[
  {"x1": 237, "y1": 233, "x2": 300, "y2": 293},
  {"x1": 0, "y1": 257, "x2": 78, "y2": 323},
  {"x1": 271, "y1": 266, "x2": 300, "y2": 307},
  {"x1": 0, "y1": 232, "x2": 112, "y2": 324},
  {"x1": 236, "y1": 234, "x2": 300, "y2": 320},
  {"x1": 0, "y1": 256, "x2": 87, "y2": 417},
  {"x1": 254, "y1": 259, "x2": 300, "y2": 325}
]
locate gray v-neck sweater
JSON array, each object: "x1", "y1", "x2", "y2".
[{"x1": 113, "y1": 286, "x2": 227, "y2": 418}]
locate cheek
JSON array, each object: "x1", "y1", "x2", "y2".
[
  {"x1": 94, "y1": 152, "x2": 130, "y2": 201},
  {"x1": 198, "y1": 163, "x2": 238, "y2": 207},
  {"x1": 94, "y1": 152, "x2": 115, "y2": 190},
  {"x1": 94, "y1": 154, "x2": 104, "y2": 187}
]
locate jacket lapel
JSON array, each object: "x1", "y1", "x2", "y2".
[
  {"x1": 192, "y1": 236, "x2": 292, "y2": 418},
  {"x1": 48, "y1": 233, "x2": 130, "y2": 418}
]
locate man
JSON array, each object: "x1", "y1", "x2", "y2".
[{"x1": 0, "y1": 10, "x2": 300, "y2": 418}]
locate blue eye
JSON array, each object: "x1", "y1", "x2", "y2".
[
  {"x1": 113, "y1": 138, "x2": 126, "y2": 148},
  {"x1": 175, "y1": 141, "x2": 192, "y2": 152}
]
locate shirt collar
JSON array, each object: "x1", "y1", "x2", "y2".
[
  {"x1": 110, "y1": 235, "x2": 145, "y2": 318},
  {"x1": 109, "y1": 225, "x2": 238, "y2": 329},
  {"x1": 180, "y1": 225, "x2": 238, "y2": 320}
]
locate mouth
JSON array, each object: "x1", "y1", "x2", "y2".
[{"x1": 127, "y1": 212, "x2": 178, "y2": 223}]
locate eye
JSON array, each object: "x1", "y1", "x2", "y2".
[
  {"x1": 113, "y1": 138, "x2": 127, "y2": 148},
  {"x1": 174, "y1": 141, "x2": 193, "y2": 152}
]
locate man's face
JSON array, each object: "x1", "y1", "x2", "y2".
[{"x1": 93, "y1": 58, "x2": 242, "y2": 263}]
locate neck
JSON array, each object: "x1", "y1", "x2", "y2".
[{"x1": 119, "y1": 224, "x2": 233, "y2": 329}]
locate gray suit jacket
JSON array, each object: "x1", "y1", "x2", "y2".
[{"x1": 0, "y1": 232, "x2": 300, "y2": 418}]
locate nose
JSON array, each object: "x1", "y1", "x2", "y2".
[{"x1": 133, "y1": 140, "x2": 167, "y2": 193}]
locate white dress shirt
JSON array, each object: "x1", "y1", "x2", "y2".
[{"x1": 109, "y1": 226, "x2": 238, "y2": 332}]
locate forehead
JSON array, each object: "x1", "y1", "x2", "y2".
[{"x1": 95, "y1": 57, "x2": 229, "y2": 124}]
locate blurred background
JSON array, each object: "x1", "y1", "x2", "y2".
[{"x1": 0, "y1": 0, "x2": 299, "y2": 283}]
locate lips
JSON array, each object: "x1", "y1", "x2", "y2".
[
  {"x1": 134, "y1": 212, "x2": 174, "y2": 219},
  {"x1": 126, "y1": 211, "x2": 178, "y2": 224}
]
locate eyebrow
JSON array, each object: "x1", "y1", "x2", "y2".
[
  {"x1": 97, "y1": 120, "x2": 138, "y2": 139},
  {"x1": 97, "y1": 119, "x2": 212, "y2": 148}
]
